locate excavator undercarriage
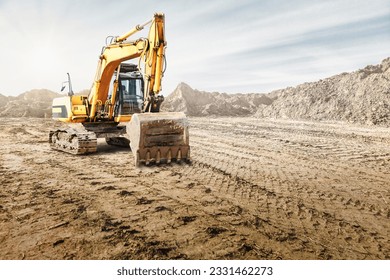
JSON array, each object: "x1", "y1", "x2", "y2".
[
  {"x1": 49, "y1": 112, "x2": 190, "y2": 166},
  {"x1": 49, "y1": 128, "x2": 97, "y2": 155}
]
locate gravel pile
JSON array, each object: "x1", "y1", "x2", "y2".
[{"x1": 258, "y1": 57, "x2": 390, "y2": 125}]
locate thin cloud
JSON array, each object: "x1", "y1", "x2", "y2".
[{"x1": 0, "y1": 0, "x2": 389, "y2": 96}]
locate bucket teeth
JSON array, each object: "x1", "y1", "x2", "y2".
[
  {"x1": 135, "y1": 151, "x2": 140, "y2": 167},
  {"x1": 132, "y1": 148, "x2": 190, "y2": 166},
  {"x1": 146, "y1": 151, "x2": 151, "y2": 165},
  {"x1": 156, "y1": 150, "x2": 161, "y2": 164},
  {"x1": 177, "y1": 149, "x2": 182, "y2": 163}
]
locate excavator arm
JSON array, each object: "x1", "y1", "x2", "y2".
[
  {"x1": 141, "y1": 13, "x2": 166, "y2": 112},
  {"x1": 88, "y1": 39, "x2": 147, "y2": 120},
  {"x1": 88, "y1": 13, "x2": 166, "y2": 120}
]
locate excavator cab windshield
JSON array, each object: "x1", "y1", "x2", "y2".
[{"x1": 114, "y1": 65, "x2": 144, "y2": 116}]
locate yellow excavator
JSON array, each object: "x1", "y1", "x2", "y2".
[{"x1": 49, "y1": 13, "x2": 190, "y2": 166}]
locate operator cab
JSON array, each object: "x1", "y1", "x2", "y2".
[{"x1": 112, "y1": 63, "x2": 144, "y2": 119}]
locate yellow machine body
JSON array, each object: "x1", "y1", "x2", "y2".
[{"x1": 50, "y1": 13, "x2": 190, "y2": 166}]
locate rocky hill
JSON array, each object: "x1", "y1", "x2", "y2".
[
  {"x1": 162, "y1": 58, "x2": 390, "y2": 125},
  {"x1": 0, "y1": 89, "x2": 62, "y2": 118},
  {"x1": 161, "y1": 83, "x2": 273, "y2": 116},
  {"x1": 0, "y1": 93, "x2": 9, "y2": 108}
]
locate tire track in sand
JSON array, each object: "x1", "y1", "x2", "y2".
[{"x1": 187, "y1": 117, "x2": 390, "y2": 259}]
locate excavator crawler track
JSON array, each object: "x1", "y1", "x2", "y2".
[
  {"x1": 49, "y1": 128, "x2": 97, "y2": 155},
  {"x1": 105, "y1": 136, "x2": 130, "y2": 147}
]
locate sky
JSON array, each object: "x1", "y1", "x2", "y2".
[{"x1": 0, "y1": 0, "x2": 389, "y2": 96}]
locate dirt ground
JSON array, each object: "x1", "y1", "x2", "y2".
[{"x1": 0, "y1": 117, "x2": 389, "y2": 260}]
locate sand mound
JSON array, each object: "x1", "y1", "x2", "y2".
[{"x1": 258, "y1": 58, "x2": 390, "y2": 125}]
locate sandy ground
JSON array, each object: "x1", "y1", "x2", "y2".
[{"x1": 0, "y1": 117, "x2": 389, "y2": 260}]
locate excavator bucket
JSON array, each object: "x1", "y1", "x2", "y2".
[{"x1": 127, "y1": 112, "x2": 190, "y2": 166}]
